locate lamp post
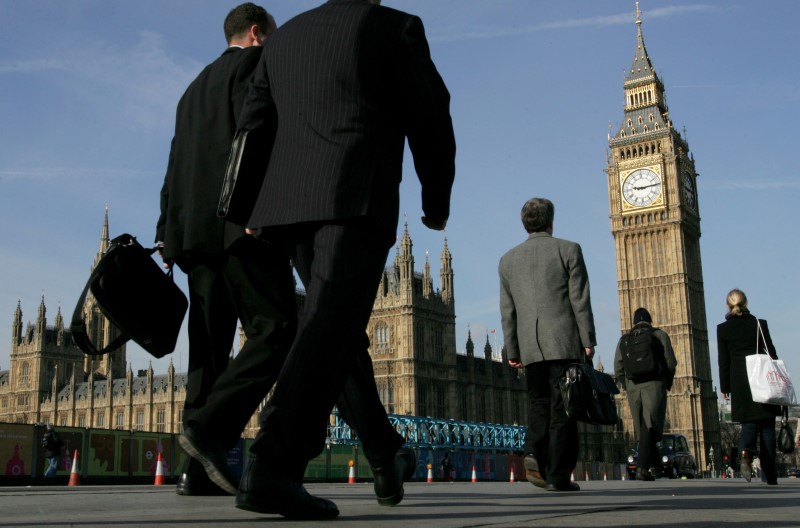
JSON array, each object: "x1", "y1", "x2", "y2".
[{"x1": 709, "y1": 446, "x2": 715, "y2": 478}]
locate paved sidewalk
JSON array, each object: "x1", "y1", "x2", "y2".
[{"x1": 1, "y1": 478, "x2": 798, "y2": 527}]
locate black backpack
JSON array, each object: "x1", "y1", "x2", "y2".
[{"x1": 620, "y1": 326, "x2": 662, "y2": 381}]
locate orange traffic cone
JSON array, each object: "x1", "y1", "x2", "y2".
[
  {"x1": 509, "y1": 468, "x2": 516, "y2": 483},
  {"x1": 426, "y1": 463, "x2": 434, "y2": 483},
  {"x1": 471, "y1": 465, "x2": 477, "y2": 483},
  {"x1": 154, "y1": 453, "x2": 166, "y2": 486},
  {"x1": 68, "y1": 450, "x2": 80, "y2": 486},
  {"x1": 347, "y1": 460, "x2": 356, "y2": 484}
]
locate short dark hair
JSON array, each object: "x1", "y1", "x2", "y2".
[
  {"x1": 520, "y1": 198, "x2": 554, "y2": 233},
  {"x1": 224, "y1": 3, "x2": 271, "y2": 42}
]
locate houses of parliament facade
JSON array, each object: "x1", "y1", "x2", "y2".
[{"x1": 0, "y1": 213, "x2": 528, "y2": 437}]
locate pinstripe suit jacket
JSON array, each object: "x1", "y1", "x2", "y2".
[
  {"x1": 499, "y1": 232, "x2": 596, "y2": 366},
  {"x1": 240, "y1": 0, "x2": 456, "y2": 237}
]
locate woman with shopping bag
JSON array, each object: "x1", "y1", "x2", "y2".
[{"x1": 718, "y1": 288, "x2": 782, "y2": 485}]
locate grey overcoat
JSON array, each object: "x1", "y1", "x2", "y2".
[{"x1": 499, "y1": 232, "x2": 596, "y2": 366}]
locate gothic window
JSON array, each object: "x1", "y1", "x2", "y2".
[
  {"x1": 1, "y1": 398, "x2": 7, "y2": 408},
  {"x1": 375, "y1": 322, "x2": 389, "y2": 352},
  {"x1": 96, "y1": 413, "x2": 105, "y2": 428},
  {"x1": 78, "y1": 415, "x2": 86, "y2": 428},
  {"x1": 434, "y1": 326, "x2": 444, "y2": 362},
  {"x1": 649, "y1": 113, "x2": 654, "y2": 122},
  {"x1": 643, "y1": 125, "x2": 648, "y2": 132},
  {"x1": 415, "y1": 323, "x2": 425, "y2": 358},
  {"x1": 19, "y1": 362, "x2": 29, "y2": 386},
  {"x1": 627, "y1": 118, "x2": 632, "y2": 127},
  {"x1": 156, "y1": 408, "x2": 166, "y2": 433},
  {"x1": 655, "y1": 123, "x2": 660, "y2": 130},
  {"x1": 388, "y1": 380, "x2": 395, "y2": 414},
  {"x1": 115, "y1": 412, "x2": 124, "y2": 429},
  {"x1": 638, "y1": 116, "x2": 643, "y2": 125},
  {"x1": 46, "y1": 361, "x2": 54, "y2": 383},
  {"x1": 435, "y1": 385, "x2": 446, "y2": 419},
  {"x1": 135, "y1": 409, "x2": 145, "y2": 431},
  {"x1": 59, "y1": 416, "x2": 67, "y2": 427}
]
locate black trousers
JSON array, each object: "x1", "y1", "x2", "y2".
[
  {"x1": 180, "y1": 236, "x2": 297, "y2": 450},
  {"x1": 523, "y1": 359, "x2": 578, "y2": 484},
  {"x1": 250, "y1": 219, "x2": 403, "y2": 481}
]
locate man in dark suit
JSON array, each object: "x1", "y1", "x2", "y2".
[
  {"x1": 230, "y1": 0, "x2": 456, "y2": 519},
  {"x1": 155, "y1": 3, "x2": 297, "y2": 497},
  {"x1": 499, "y1": 198, "x2": 596, "y2": 492}
]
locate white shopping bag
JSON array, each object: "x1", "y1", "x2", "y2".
[{"x1": 746, "y1": 353, "x2": 797, "y2": 406}]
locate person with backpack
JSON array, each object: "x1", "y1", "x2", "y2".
[
  {"x1": 614, "y1": 307, "x2": 676, "y2": 481},
  {"x1": 42, "y1": 424, "x2": 64, "y2": 478}
]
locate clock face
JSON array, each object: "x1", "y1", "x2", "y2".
[
  {"x1": 622, "y1": 168, "x2": 662, "y2": 208},
  {"x1": 683, "y1": 171, "x2": 696, "y2": 209}
]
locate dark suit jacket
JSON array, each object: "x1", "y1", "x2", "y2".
[
  {"x1": 718, "y1": 313, "x2": 781, "y2": 422},
  {"x1": 156, "y1": 46, "x2": 264, "y2": 260},
  {"x1": 240, "y1": 0, "x2": 456, "y2": 238},
  {"x1": 499, "y1": 232, "x2": 596, "y2": 366}
]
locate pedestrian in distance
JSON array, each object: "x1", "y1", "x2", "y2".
[
  {"x1": 42, "y1": 424, "x2": 64, "y2": 478},
  {"x1": 718, "y1": 288, "x2": 781, "y2": 485},
  {"x1": 500, "y1": 197, "x2": 597, "y2": 492},
  {"x1": 614, "y1": 307, "x2": 676, "y2": 481}
]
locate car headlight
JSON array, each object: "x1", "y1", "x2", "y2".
[
  {"x1": 662, "y1": 456, "x2": 669, "y2": 464},
  {"x1": 628, "y1": 455, "x2": 635, "y2": 463}
]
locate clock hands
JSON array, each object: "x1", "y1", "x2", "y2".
[{"x1": 632, "y1": 182, "x2": 660, "y2": 190}]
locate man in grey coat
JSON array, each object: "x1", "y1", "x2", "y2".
[
  {"x1": 499, "y1": 197, "x2": 596, "y2": 492},
  {"x1": 614, "y1": 307, "x2": 676, "y2": 480}
]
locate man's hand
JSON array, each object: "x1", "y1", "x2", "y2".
[
  {"x1": 421, "y1": 216, "x2": 447, "y2": 231},
  {"x1": 156, "y1": 243, "x2": 173, "y2": 269},
  {"x1": 584, "y1": 347, "x2": 595, "y2": 361},
  {"x1": 245, "y1": 227, "x2": 261, "y2": 237},
  {"x1": 508, "y1": 359, "x2": 523, "y2": 369}
]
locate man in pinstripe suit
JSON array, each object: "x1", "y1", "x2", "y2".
[{"x1": 234, "y1": 0, "x2": 456, "y2": 519}]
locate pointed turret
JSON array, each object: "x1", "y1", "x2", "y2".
[
  {"x1": 484, "y1": 335, "x2": 492, "y2": 361},
  {"x1": 440, "y1": 237, "x2": 453, "y2": 305},
  {"x1": 12, "y1": 300, "x2": 23, "y2": 346},
  {"x1": 465, "y1": 328, "x2": 474, "y2": 357},
  {"x1": 422, "y1": 252, "x2": 432, "y2": 297},
  {"x1": 398, "y1": 222, "x2": 414, "y2": 302},
  {"x1": 36, "y1": 294, "x2": 46, "y2": 337}
]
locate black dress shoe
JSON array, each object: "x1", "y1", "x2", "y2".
[
  {"x1": 178, "y1": 426, "x2": 238, "y2": 495},
  {"x1": 372, "y1": 447, "x2": 416, "y2": 506},
  {"x1": 235, "y1": 456, "x2": 339, "y2": 520},
  {"x1": 175, "y1": 471, "x2": 231, "y2": 496},
  {"x1": 545, "y1": 481, "x2": 580, "y2": 492},
  {"x1": 524, "y1": 454, "x2": 546, "y2": 489}
]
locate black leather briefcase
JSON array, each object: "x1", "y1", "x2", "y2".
[
  {"x1": 559, "y1": 360, "x2": 620, "y2": 426},
  {"x1": 70, "y1": 234, "x2": 187, "y2": 358},
  {"x1": 217, "y1": 127, "x2": 271, "y2": 227}
]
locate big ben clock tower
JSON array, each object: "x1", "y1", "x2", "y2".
[{"x1": 605, "y1": 4, "x2": 720, "y2": 470}]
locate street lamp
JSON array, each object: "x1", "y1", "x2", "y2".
[{"x1": 709, "y1": 446, "x2": 715, "y2": 478}]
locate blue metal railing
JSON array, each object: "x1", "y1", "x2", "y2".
[{"x1": 328, "y1": 412, "x2": 526, "y2": 451}]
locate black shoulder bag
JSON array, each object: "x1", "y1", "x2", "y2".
[
  {"x1": 70, "y1": 234, "x2": 187, "y2": 358},
  {"x1": 559, "y1": 356, "x2": 620, "y2": 426}
]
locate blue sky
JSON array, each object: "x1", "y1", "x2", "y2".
[{"x1": 1, "y1": 1, "x2": 798, "y2": 395}]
